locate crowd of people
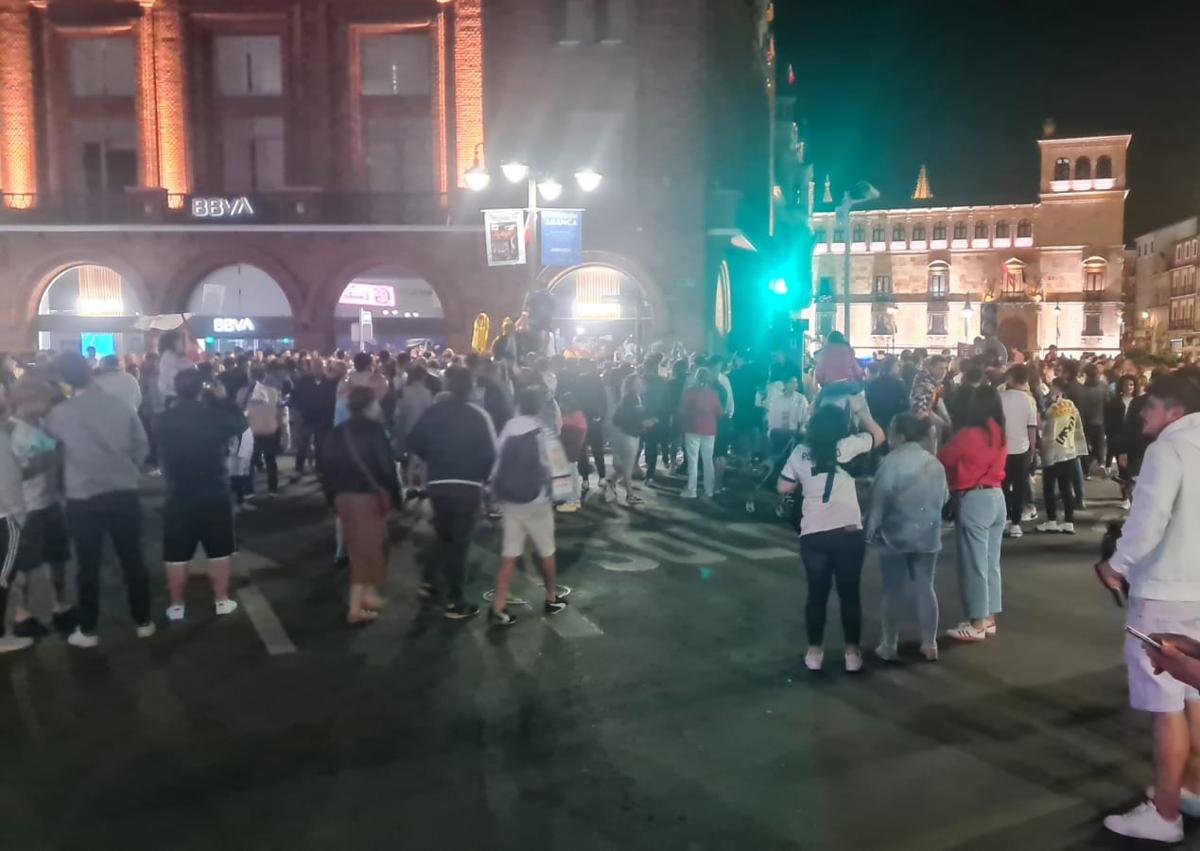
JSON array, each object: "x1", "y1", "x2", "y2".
[{"x1": 3, "y1": 323, "x2": 1200, "y2": 842}]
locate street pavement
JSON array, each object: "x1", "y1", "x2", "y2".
[{"x1": 0, "y1": 466, "x2": 1180, "y2": 850}]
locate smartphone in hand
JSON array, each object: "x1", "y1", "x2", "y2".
[{"x1": 1126, "y1": 625, "x2": 1164, "y2": 650}]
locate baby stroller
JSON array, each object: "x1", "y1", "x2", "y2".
[{"x1": 744, "y1": 428, "x2": 800, "y2": 518}]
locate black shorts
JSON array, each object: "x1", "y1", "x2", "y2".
[
  {"x1": 15, "y1": 504, "x2": 70, "y2": 572},
  {"x1": 163, "y1": 492, "x2": 236, "y2": 563}
]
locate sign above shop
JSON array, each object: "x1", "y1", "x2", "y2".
[
  {"x1": 339, "y1": 283, "x2": 396, "y2": 308},
  {"x1": 191, "y1": 197, "x2": 256, "y2": 219},
  {"x1": 213, "y1": 317, "x2": 256, "y2": 333}
]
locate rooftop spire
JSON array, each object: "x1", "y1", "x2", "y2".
[
  {"x1": 822, "y1": 174, "x2": 833, "y2": 205},
  {"x1": 912, "y1": 165, "x2": 933, "y2": 201}
]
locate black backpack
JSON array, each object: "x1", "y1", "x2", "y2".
[{"x1": 493, "y1": 430, "x2": 547, "y2": 503}]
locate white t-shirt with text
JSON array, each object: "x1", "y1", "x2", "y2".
[{"x1": 780, "y1": 432, "x2": 874, "y2": 536}]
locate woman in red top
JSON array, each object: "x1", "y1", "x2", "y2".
[
  {"x1": 679, "y1": 368, "x2": 723, "y2": 498},
  {"x1": 937, "y1": 383, "x2": 1007, "y2": 643}
]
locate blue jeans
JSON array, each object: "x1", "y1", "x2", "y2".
[
  {"x1": 878, "y1": 550, "x2": 940, "y2": 649},
  {"x1": 954, "y1": 487, "x2": 1006, "y2": 621}
]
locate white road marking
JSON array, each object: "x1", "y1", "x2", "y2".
[{"x1": 236, "y1": 585, "x2": 297, "y2": 655}]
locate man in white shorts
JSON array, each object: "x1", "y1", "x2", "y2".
[
  {"x1": 489, "y1": 385, "x2": 569, "y2": 627},
  {"x1": 1096, "y1": 374, "x2": 1200, "y2": 843}
]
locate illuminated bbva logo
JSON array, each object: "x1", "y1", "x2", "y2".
[
  {"x1": 213, "y1": 317, "x2": 256, "y2": 333},
  {"x1": 191, "y1": 197, "x2": 255, "y2": 218}
]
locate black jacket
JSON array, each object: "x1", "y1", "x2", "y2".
[
  {"x1": 154, "y1": 397, "x2": 247, "y2": 497},
  {"x1": 321, "y1": 418, "x2": 401, "y2": 503},
  {"x1": 406, "y1": 397, "x2": 497, "y2": 488}
]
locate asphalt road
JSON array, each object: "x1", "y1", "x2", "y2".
[{"x1": 0, "y1": 467, "x2": 1179, "y2": 850}]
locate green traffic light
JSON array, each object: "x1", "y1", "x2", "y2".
[{"x1": 768, "y1": 277, "x2": 789, "y2": 296}]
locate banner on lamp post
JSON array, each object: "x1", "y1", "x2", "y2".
[
  {"x1": 483, "y1": 209, "x2": 527, "y2": 267},
  {"x1": 540, "y1": 209, "x2": 583, "y2": 268}
]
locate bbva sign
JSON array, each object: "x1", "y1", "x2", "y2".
[
  {"x1": 192, "y1": 197, "x2": 256, "y2": 218},
  {"x1": 213, "y1": 317, "x2": 256, "y2": 333}
]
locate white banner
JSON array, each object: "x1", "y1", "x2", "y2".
[
  {"x1": 483, "y1": 208, "x2": 526, "y2": 267},
  {"x1": 340, "y1": 282, "x2": 396, "y2": 308}
]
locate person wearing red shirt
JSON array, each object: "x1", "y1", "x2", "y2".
[
  {"x1": 938, "y1": 383, "x2": 1008, "y2": 643},
  {"x1": 679, "y1": 368, "x2": 723, "y2": 498}
]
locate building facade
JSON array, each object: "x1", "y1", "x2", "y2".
[
  {"x1": 0, "y1": 0, "x2": 768, "y2": 354},
  {"x1": 808, "y1": 134, "x2": 1131, "y2": 357},
  {"x1": 1132, "y1": 217, "x2": 1199, "y2": 354}
]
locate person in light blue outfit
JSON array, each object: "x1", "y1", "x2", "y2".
[{"x1": 864, "y1": 413, "x2": 949, "y2": 662}]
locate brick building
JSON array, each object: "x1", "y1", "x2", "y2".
[
  {"x1": 808, "y1": 133, "x2": 1132, "y2": 357},
  {"x1": 0, "y1": 0, "x2": 769, "y2": 355}
]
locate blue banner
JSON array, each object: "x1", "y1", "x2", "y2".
[{"x1": 540, "y1": 209, "x2": 583, "y2": 268}]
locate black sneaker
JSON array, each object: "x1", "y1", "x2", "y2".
[
  {"x1": 544, "y1": 596, "x2": 568, "y2": 616},
  {"x1": 12, "y1": 618, "x2": 49, "y2": 638},
  {"x1": 444, "y1": 602, "x2": 480, "y2": 621},
  {"x1": 489, "y1": 608, "x2": 517, "y2": 627},
  {"x1": 52, "y1": 609, "x2": 79, "y2": 635}
]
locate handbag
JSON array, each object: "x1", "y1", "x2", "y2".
[{"x1": 343, "y1": 427, "x2": 392, "y2": 517}]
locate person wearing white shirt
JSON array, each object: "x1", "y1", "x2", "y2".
[
  {"x1": 998, "y1": 364, "x2": 1038, "y2": 537},
  {"x1": 1096, "y1": 375, "x2": 1200, "y2": 843},
  {"x1": 764, "y1": 376, "x2": 809, "y2": 454},
  {"x1": 93, "y1": 355, "x2": 142, "y2": 414}
]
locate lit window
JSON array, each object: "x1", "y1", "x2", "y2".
[
  {"x1": 1085, "y1": 267, "x2": 1105, "y2": 292},
  {"x1": 360, "y1": 34, "x2": 431, "y2": 96},
  {"x1": 952, "y1": 222, "x2": 967, "y2": 240},
  {"x1": 892, "y1": 224, "x2": 905, "y2": 241},
  {"x1": 215, "y1": 36, "x2": 283, "y2": 96},
  {"x1": 70, "y1": 37, "x2": 136, "y2": 97},
  {"x1": 928, "y1": 263, "x2": 949, "y2": 297},
  {"x1": 1053, "y1": 158, "x2": 1070, "y2": 181},
  {"x1": 974, "y1": 221, "x2": 988, "y2": 239}
]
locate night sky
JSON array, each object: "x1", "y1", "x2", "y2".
[{"x1": 774, "y1": 0, "x2": 1200, "y2": 239}]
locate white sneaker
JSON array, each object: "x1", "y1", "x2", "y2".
[
  {"x1": 67, "y1": 628, "x2": 99, "y2": 649},
  {"x1": 0, "y1": 635, "x2": 33, "y2": 653},
  {"x1": 874, "y1": 643, "x2": 900, "y2": 663},
  {"x1": 1120, "y1": 499, "x2": 1132, "y2": 511},
  {"x1": 1146, "y1": 785, "x2": 1200, "y2": 818},
  {"x1": 135, "y1": 622, "x2": 157, "y2": 639},
  {"x1": 804, "y1": 647, "x2": 824, "y2": 671},
  {"x1": 1060, "y1": 522, "x2": 1076, "y2": 534},
  {"x1": 165, "y1": 605, "x2": 185, "y2": 622},
  {"x1": 680, "y1": 490, "x2": 698, "y2": 500},
  {"x1": 920, "y1": 644, "x2": 939, "y2": 662},
  {"x1": 214, "y1": 598, "x2": 238, "y2": 616},
  {"x1": 1006, "y1": 523, "x2": 1024, "y2": 538},
  {"x1": 844, "y1": 648, "x2": 863, "y2": 673},
  {"x1": 1036, "y1": 521, "x2": 1062, "y2": 533},
  {"x1": 1103, "y1": 801, "x2": 1183, "y2": 843},
  {"x1": 945, "y1": 622, "x2": 987, "y2": 642},
  {"x1": 1021, "y1": 507, "x2": 1038, "y2": 522}
]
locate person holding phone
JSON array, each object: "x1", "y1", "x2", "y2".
[{"x1": 1095, "y1": 375, "x2": 1200, "y2": 843}]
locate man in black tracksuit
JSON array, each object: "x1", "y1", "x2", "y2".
[
  {"x1": 567, "y1": 358, "x2": 608, "y2": 489},
  {"x1": 407, "y1": 366, "x2": 497, "y2": 619}
]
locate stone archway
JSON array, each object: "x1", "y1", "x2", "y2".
[
  {"x1": 21, "y1": 249, "x2": 149, "y2": 330},
  {"x1": 541, "y1": 251, "x2": 667, "y2": 339},
  {"x1": 998, "y1": 316, "x2": 1030, "y2": 354}
]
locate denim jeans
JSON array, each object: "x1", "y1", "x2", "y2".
[
  {"x1": 954, "y1": 487, "x2": 1006, "y2": 621},
  {"x1": 684, "y1": 433, "x2": 715, "y2": 497},
  {"x1": 878, "y1": 550, "x2": 939, "y2": 649}
]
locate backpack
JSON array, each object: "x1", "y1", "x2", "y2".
[
  {"x1": 246, "y1": 399, "x2": 279, "y2": 436},
  {"x1": 493, "y1": 429, "x2": 548, "y2": 504}
]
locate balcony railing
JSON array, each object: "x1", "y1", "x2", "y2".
[{"x1": 0, "y1": 190, "x2": 453, "y2": 226}]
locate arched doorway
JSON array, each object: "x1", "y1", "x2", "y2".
[
  {"x1": 186, "y1": 264, "x2": 296, "y2": 353},
  {"x1": 37, "y1": 263, "x2": 144, "y2": 356},
  {"x1": 547, "y1": 262, "x2": 654, "y2": 348},
  {"x1": 997, "y1": 316, "x2": 1029, "y2": 354},
  {"x1": 335, "y1": 266, "x2": 446, "y2": 351}
]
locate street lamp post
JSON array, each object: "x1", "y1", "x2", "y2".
[{"x1": 834, "y1": 181, "x2": 880, "y2": 338}]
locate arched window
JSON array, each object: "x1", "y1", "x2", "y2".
[
  {"x1": 911, "y1": 223, "x2": 927, "y2": 241},
  {"x1": 892, "y1": 223, "x2": 905, "y2": 241},
  {"x1": 1083, "y1": 258, "x2": 1107, "y2": 293},
  {"x1": 928, "y1": 261, "x2": 949, "y2": 297},
  {"x1": 932, "y1": 222, "x2": 947, "y2": 240},
  {"x1": 1075, "y1": 157, "x2": 1091, "y2": 180},
  {"x1": 1017, "y1": 219, "x2": 1032, "y2": 239},
  {"x1": 974, "y1": 221, "x2": 988, "y2": 239},
  {"x1": 1096, "y1": 155, "x2": 1113, "y2": 179},
  {"x1": 952, "y1": 222, "x2": 967, "y2": 240},
  {"x1": 995, "y1": 220, "x2": 1010, "y2": 238},
  {"x1": 1054, "y1": 158, "x2": 1070, "y2": 181},
  {"x1": 851, "y1": 225, "x2": 865, "y2": 242},
  {"x1": 871, "y1": 225, "x2": 885, "y2": 242}
]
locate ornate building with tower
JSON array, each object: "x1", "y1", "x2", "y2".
[{"x1": 809, "y1": 132, "x2": 1131, "y2": 356}]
